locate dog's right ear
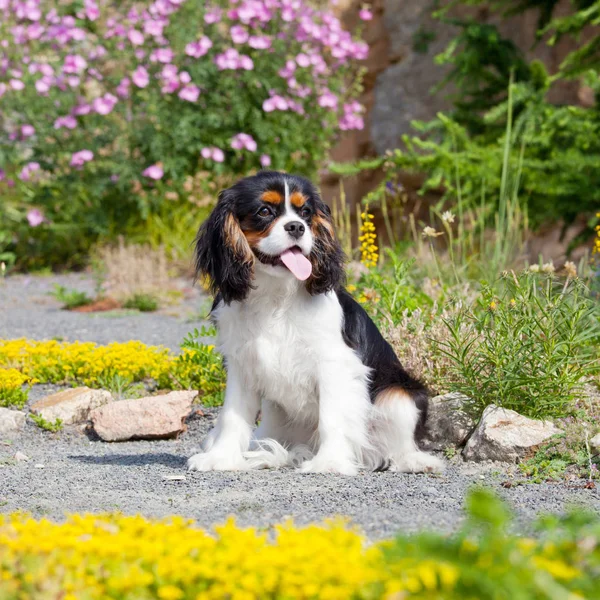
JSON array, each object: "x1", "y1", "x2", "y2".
[{"x1": 194, "y1": 188, "x2": 254, "y2": 304}]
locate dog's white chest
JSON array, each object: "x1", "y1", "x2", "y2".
[{"x1": 217, "y1": 296, "x2": 323, "y2": 414}]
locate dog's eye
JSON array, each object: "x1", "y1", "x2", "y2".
[
  {"x1": 257, "y1": 207, "x2": 272, "y2": 218},
  {"x1": 298, "y1": 207, "x2": 311, "y2": 219}
]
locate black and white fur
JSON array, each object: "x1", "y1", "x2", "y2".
[{"x1": 188, "y1": 171, "x2": 443, "y2": 475}]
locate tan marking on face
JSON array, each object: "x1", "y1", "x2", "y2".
[
  {"x1": 243, "y1": 222, "x2": 276, "y2": 248},
  {"x1": 261, "y1": 190, "x2": 283, "y2": 205},
  {"x1": 224, "y1": 213, "x2": 253, "y2": 262},
  {"x1": 290, "y1": 191, "x2": 307, "y2": 208},
  {"x1": 311, "y1": 210, "x2": 334, "y2": 237},
  {"x1": 374, "y1": 387, "x2": 413, "y2": 407}
]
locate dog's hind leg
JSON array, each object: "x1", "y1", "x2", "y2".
[{"x1": 369, "y1": 387, "x2": 444, "y2": 473}]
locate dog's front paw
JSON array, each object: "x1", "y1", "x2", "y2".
[
  {"x1": 390, "y1": 451, "x2": 445, "y2": 474},
  {"x1": 298, "y1": 456, "x2": 358, "y2": 476},
  {"x1": 187, "y1": 451, "x2": 248, "y2": 472}
]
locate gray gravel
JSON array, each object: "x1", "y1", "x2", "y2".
[
  {"x1": 1, "y1": 275, "x2": 599, "y2": 539},
  {"x1": 0, "y1": 273, "x2": 209, "y2": 350},
  {"x1": 1, "y1": 388, "x2": 598, "y2": 540}
]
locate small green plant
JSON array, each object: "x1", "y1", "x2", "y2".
[
  {"x1": 171, "y1": 326, "x2": 225, "y2": 407},
  {"x1": 435, "y1": 271, "x2": 600, "y2": 419},
  {"x1": 352, "y1": 254, "x2": 433, "y2": 327},
  {"x1": 0, "y1": 388, "x2": 28, "y2": 410},
  {"x1": 123, "y1": 293, "x2": 160, "y2": 313},
  {"x1": 50, "y1": 285, "x2": 93, "y2": 310},
  {"x1": 96, "y1": 373, "x2": 146, "y2": 401},
  {"x1": 30, "y1": 414, "x2": 63, "y2": 433}
]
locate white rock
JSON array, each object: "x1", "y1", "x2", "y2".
[
  {"x1": 0, "y1": 407, "x2": 26, "y2": 435},
  {"x1": 462, "y1": 405, "x2": 561, "y2": 463},
  {"x1": 162, "y1": 475, "x2": 186, "y2": 481},
  {"x1": 91, "y1": 390, "x2": 197, "y2": 442},
  {"x1": 34, "y1": 464, "x2": 44, "y2": 469},
  {"x1": 14, "y1": 451, "x2": 29, "y2": 462},
  {"x1": 425, "y1": 392, "x2": 476, "y2": 449},
  {"x1": 31, "y1": 387, "x2": 113, "y2": 425}
]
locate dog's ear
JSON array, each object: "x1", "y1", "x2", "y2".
[
  {"x1": 306, "y1": 198, "x2": 345, "y2": 295},
  {"x1": 194, "y1": 188, "x2": 254, "y2": 304}
]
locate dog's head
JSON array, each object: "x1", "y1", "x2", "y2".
[{"x1": 195, "y1": 171, "x2": 345, "y2": 303}]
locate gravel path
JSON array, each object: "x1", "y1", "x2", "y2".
[
  {"x1": 1, "y1": 275, "x2": 599, "y2": 538},
  {"x1": 0, "y1": 273, "x2": 209, "y2": 350},
  {"x1": 1, "y1": 386, "x2": 598, "y2": 539}
]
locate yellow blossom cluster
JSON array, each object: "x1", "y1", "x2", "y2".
[
  {"x1": 595, "y1": 212, "x2": 600, "y2": 255},
  {"x1": 0, "y1": 367, "x2": 32, "y2": 408},
  {"x1": 359, "y1": 209, "x2": 378, "y2": 268},
  {"x1": 0, "y1": 338, "x2": 225, "y2": 405},
  {"x1": 0, "y1": 504, "x2": 598, "y2": 600}
]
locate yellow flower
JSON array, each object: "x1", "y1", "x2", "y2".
[{"x1": 359, "y1": 207, "x2": 378, "y2": 269}]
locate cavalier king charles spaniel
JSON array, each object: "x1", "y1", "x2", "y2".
[{"x1": 187, "y1": 171, "x2": 444, "y2": 475}]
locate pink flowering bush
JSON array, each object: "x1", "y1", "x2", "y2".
[{"x1": 0, "y1": 0, "x2": 367, "y2": 267}]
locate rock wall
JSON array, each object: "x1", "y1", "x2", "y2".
[{"x1": 321, "y1": 0, "x2": 595, "y2": 257}]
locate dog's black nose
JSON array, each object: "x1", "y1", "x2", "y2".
[{"x1": 284, "y1": 221, "x2": 305, "y2": 239}]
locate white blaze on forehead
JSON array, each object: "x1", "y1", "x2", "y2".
[{"x1": 284, "y1": 179, "x2": 291, "y2": 214}]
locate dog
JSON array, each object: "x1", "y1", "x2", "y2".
[{"x1": 187, "y1": 171, "x2": 443, "y2": 475}]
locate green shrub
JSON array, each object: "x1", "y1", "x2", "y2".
[
  {"x1": 123, "y1": 293, "x2": 160, "y2": 313},
  {"x1": 0, "y1": 387, "x2": 28, "y2": 410},
  {"x1": 50, "y1": 285, "x2": 93, "y2": 310},
  {"x1": 30, "y1": 413, "x2": 63, "y2": 433},
  {"x1": 434, "y1": 271, "x2": 600, "y2": 418},
  {"x1": 0, "y1": 0, "x2": 366, "y2": 269},
  {"x1": 165, "y1": 326, "x2": 226, "y2": 407}
]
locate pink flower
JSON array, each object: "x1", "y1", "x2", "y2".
[
  {"x1": 9, "y1": 79, "x2": 24, "y2": 91},
  {"x1": 73, "y1": 104, "x2": 91, "y2": 116},
  {"x1": 142, "y1": 164, "x2": 164, "y2": 179},
  {"x1": 63, "y1": 54, "x2": 87, "y2": 74},
  {"x1": 201, "y1": 147, "x2": 225, "y2": 162},
  {"x1": 19, "y1": 162, "x2": 40, "y2": 182},
  {"x1": 178, "y1": 84, "x2": 200, "y2": 102},
  {"x1": 296, "y1": 53, "x2": 310, "y2": 68},
  {"x1": 318, "y1": 91, "x2": 338, "y2": 109},
  {"x1": 230, "y1": 133, "x2": 257, "y2": 152},
  {"x1": 179, "y1": 71, "x2": 191, "y2": 84},
  {"x1": 359, "y1": 8, "x2": 373, "y2": 21},
  {"x1": 21, "y1": 124, "x2": 35, "y2": 138},
  {"x1": 92, "y1": 93, "x2": 118, "y2": 115},
  {"x1": 150, "y1": 47, "x2": 174, "y2": 63},
  {"x1": 185, "y1": 36, "x2": 213, "y2": 58},
  {"x1": 248, "y1": 35, "x2": 271, "y2": 50},
  {"x1": 204, "y1": 7, "x2": 222, "y2": 24},
  {"x1": 144, "y1": 19, "x2": 165, "y2": 37},
  {"x1": 239, "y1": 55, "x2": 254, "y2": 70},
  {"x1": 260, "y1": 154, "x2": 271, "y2": 167},
  {"x1": 132, "y1": 66, "x2": 149, "y2": 88},
  {"x1": 84, "y1": 0, "x2": 100, "y2": 21},
  {"x1": 70, "y1": 150, "x2": 94, "y2": 168},
  {"x1": 230, "y1": 25, "x2": 249, "y2": 44},
  {"x1": 116, "y1": 77, "x2": 130, "y2": 98},
  {"x1": 27, "y1": 209, "x2": 45, "y2": 227},
  {"x1": 128, "y1": 29, "x2": 144, "y2": 46}
]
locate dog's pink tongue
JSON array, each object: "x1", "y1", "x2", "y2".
[{"x1": 280, "y1": 247, "x2": 312, "y2": 281}]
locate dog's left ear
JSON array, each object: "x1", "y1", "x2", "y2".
[
  {"x1": 194, "y1": 188, "x2": 254, "y2": 304},
  {"x1": 306, "y1": 197, "x2": 345, "y2": 295}
]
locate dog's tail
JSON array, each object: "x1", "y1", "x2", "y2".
[{"x1": 243, "y1": 439, "x2": 313, "y2": 469}]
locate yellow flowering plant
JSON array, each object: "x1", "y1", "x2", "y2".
[
  {"x1": 0, "y1": 489, "x2": 599, "y2": 599},
  {"x1": 359, "y1": 208, "x2": 379, "y2": 269},
  {"x1": 0, "y1": 336, "x2": 225, "y2": 407}
]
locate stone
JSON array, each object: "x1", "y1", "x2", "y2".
[
  {"x1": 0, "y1": 407, "x2": 26, "y2": 435},
  {"x1": 424, "y1": 392, "x2": 476, "y2": 450},
  {"x1": 462, "y1": 405, "x2": 561, "y2": 463},
  {"x1": 91, "y1": 391, "x2": 197, "y2": 442},
  {"x1": 590, "y1": 433, "x2": 600, "y2": 455},
  {"x1": 31, "y1": 387, "x2": 113, "y2": 425},
  {"x1": 14, "y1": 451, "x2": 29, "y2": 462}
]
